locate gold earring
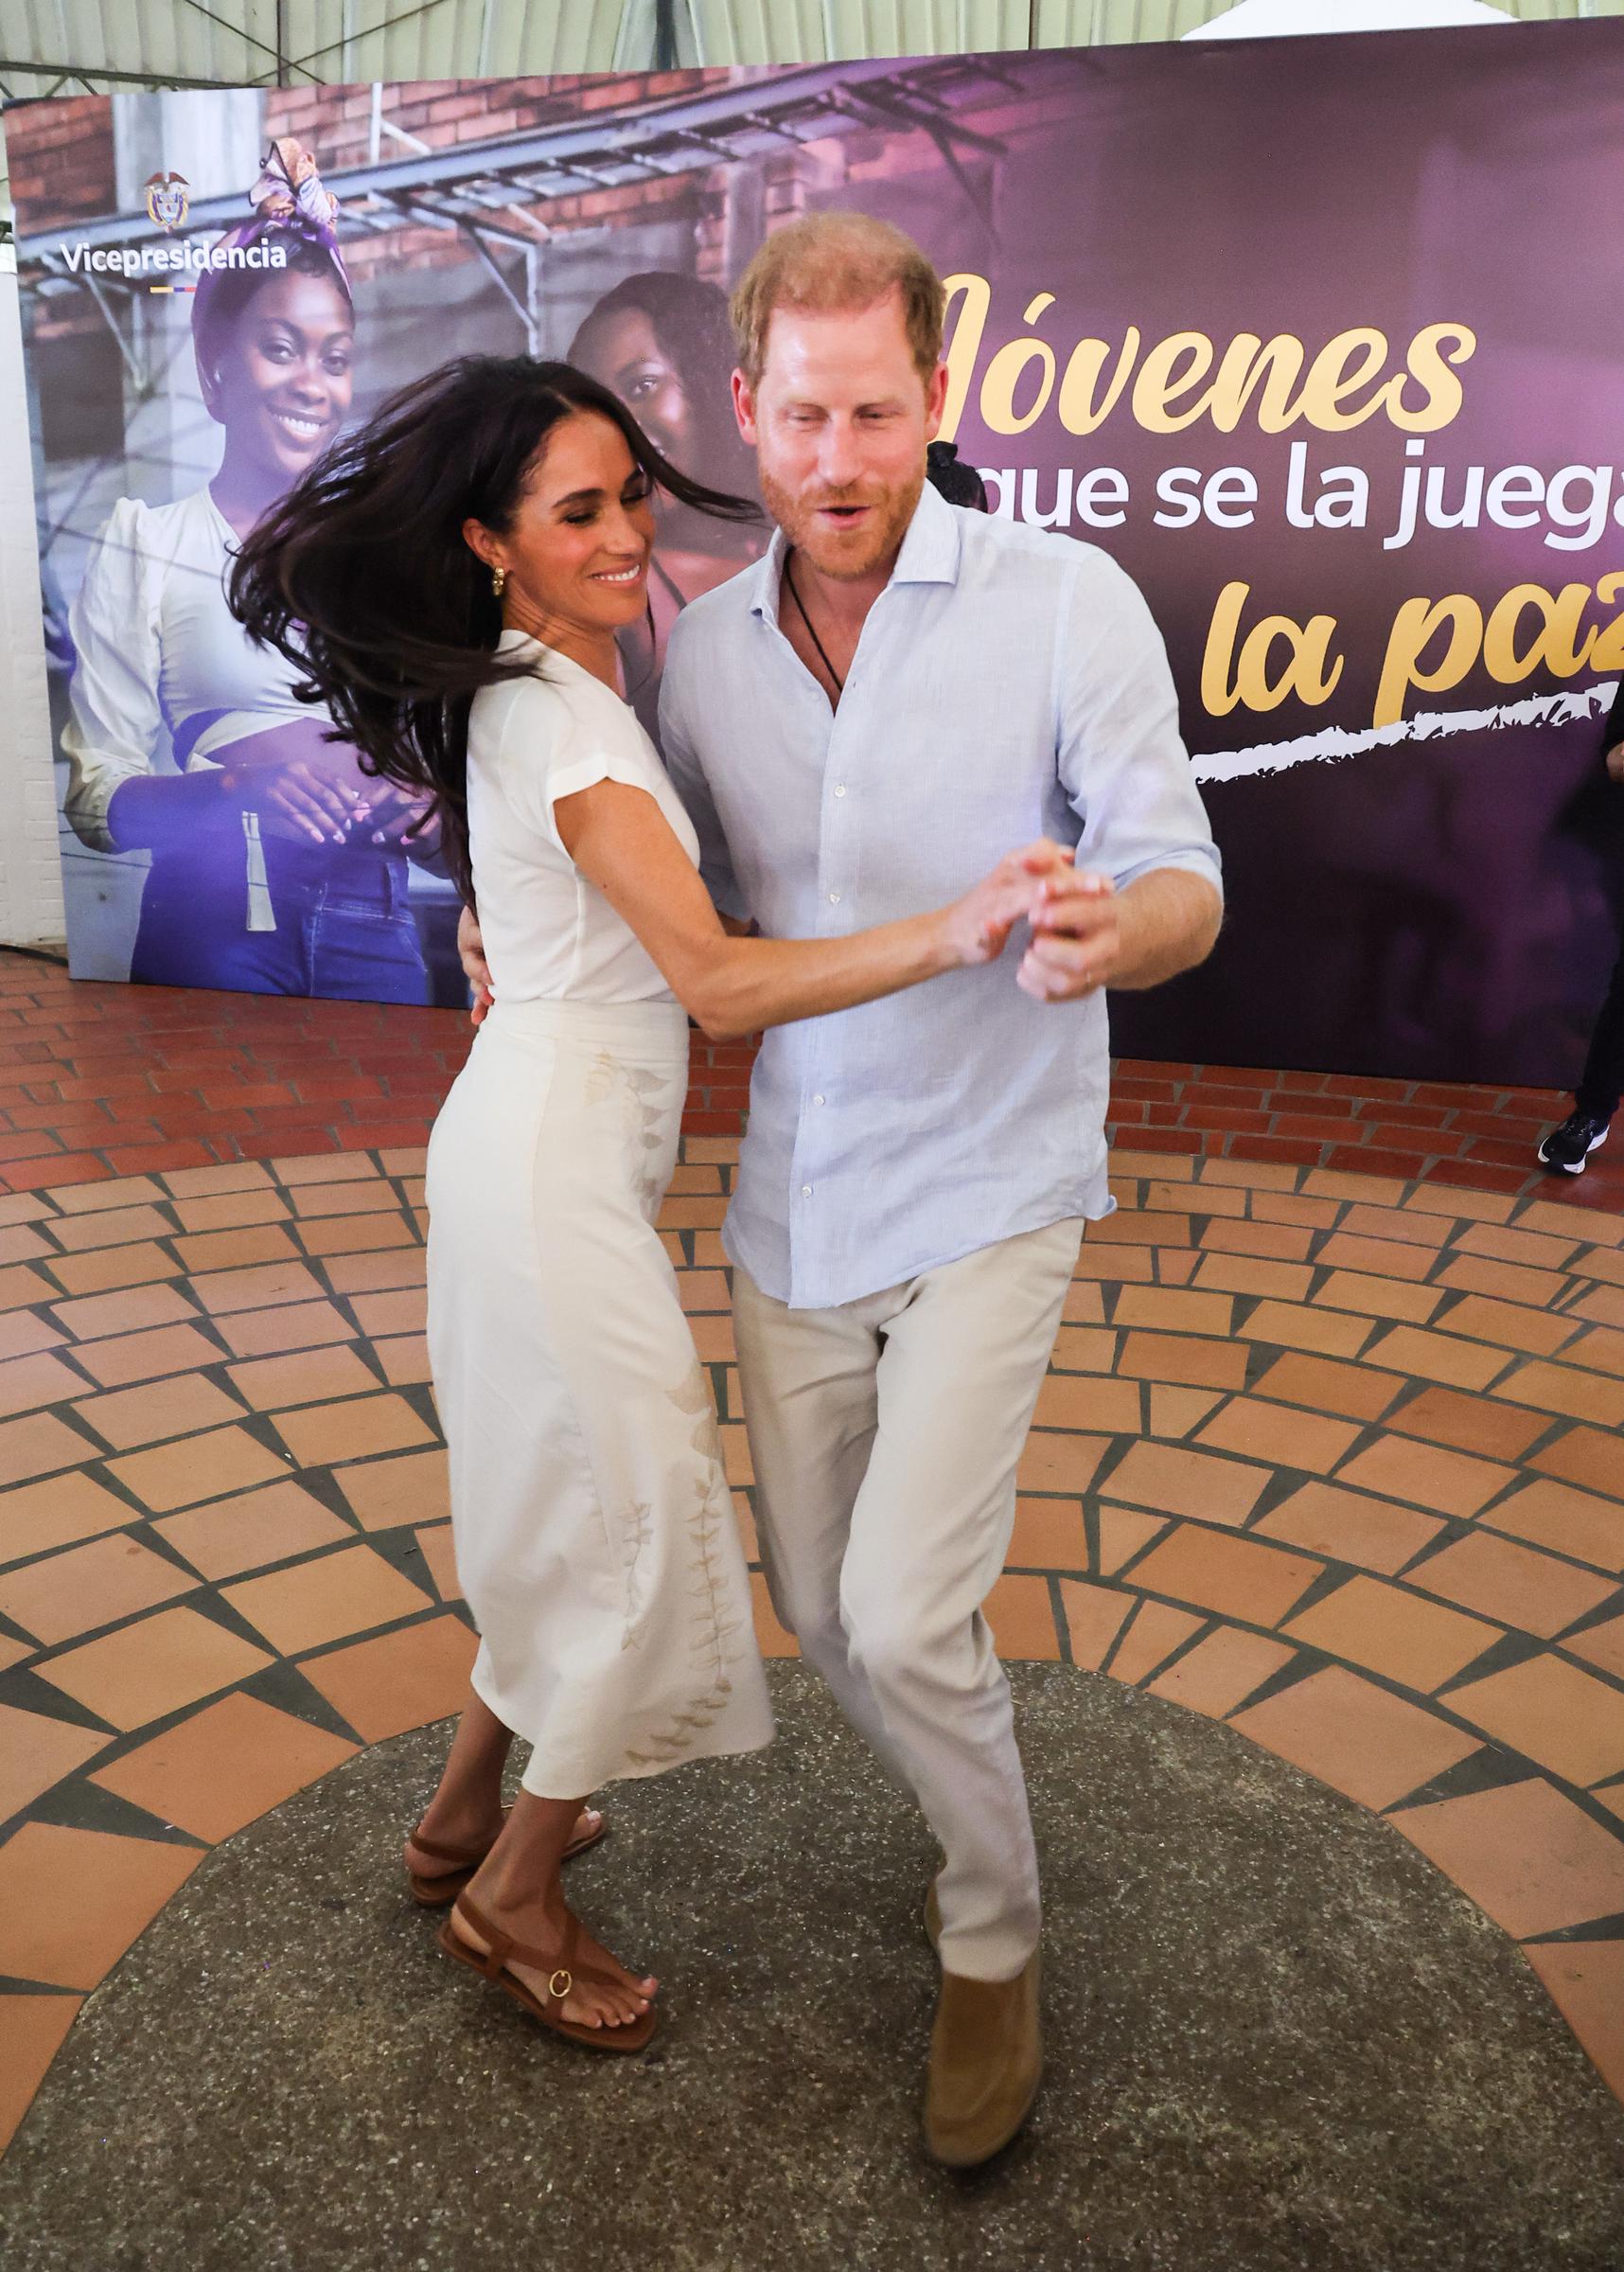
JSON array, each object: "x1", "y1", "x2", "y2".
[{"x1": 491, "y1": 565, "x2": 506, "y2": 597}]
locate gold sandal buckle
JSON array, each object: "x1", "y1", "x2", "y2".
[{"x1": 548, "y1": 1968, "x2": 573, "y2": 2000}]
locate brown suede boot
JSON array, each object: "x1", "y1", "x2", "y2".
[{"x1": 922, "y1": 1947, "x2": 1042, "y2": 2170}]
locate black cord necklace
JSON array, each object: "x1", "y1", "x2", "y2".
[{"x1": 783, "y1": 553, "x2": 845, "y2": 697}]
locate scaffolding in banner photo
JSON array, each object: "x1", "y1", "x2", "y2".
[{"x1": 12, "y1": 54, "x2": 1030, "y2": 365}]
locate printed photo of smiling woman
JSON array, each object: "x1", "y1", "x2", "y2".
[{"x1": 58, "y1": 138, "x2": 442, "y2": 1003}]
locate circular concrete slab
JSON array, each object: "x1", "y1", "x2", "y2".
[{"x1": 5, "y1": 1665, "x2": 1623, "y2": 2270}]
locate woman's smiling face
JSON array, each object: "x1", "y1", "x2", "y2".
[
  {"x1": 210, "y1": 268, "x2": 354, "y2": 487},
  {"x1": 468, "y1": 410, "x2": 656, "y2": 658},
  {"x1": 574, "y1": 307, "x2": 692, "y2": 472}
]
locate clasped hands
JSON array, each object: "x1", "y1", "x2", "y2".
[
  {"x1": 217, "y1": 728, "x2": 433, "y2": 850},
  {"x1": 950, "y1": 839, "x2": 1121, "y2": 1003},
  {"x1": 455, "y1": 839, "x2": 1117, "y2": 1031}
]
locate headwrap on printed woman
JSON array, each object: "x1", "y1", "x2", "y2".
[{"x1": 192, "y1": 137, "x2": 351, "y2": 407}]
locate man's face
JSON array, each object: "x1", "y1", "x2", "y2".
[{"x1": 733, "y1": 291, "x2": 947, "y2": 581}]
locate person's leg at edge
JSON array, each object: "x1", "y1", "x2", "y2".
[
  {"x1": 838, "y1": 1217, "x2": 1085, "y2": 1986},
  {"x1": 1541, "y1": 931, "x2": 1624, "y2": 1168},
  {"x1": 1575, "y1": 933, "x2": 1624, "y2": 1126},
  {"x1": 730, "y1": 1263, "x2": 919, "y2": 1793}
]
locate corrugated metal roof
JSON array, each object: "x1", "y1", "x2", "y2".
[
  {"x1": 3, "y1": 0, "x2": 1618, "y2": 101},
  {"x1": 0, "y1": 0, "x2": 637, "y2": 92}
]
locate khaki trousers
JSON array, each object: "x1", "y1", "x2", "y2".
[{"x1": 732, "y1": 1216, "x2": 1084, "y2": 1981}]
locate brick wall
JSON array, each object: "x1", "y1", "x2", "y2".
[
  {"x1": 264, "y1": 72, "x2": 735, "y2": 162},
  {"x1": 261, "y1": 74, "x2": 736, "y2": 287},
  {"x1": 5, "y1": 103, "x2": 115, "y2": 357},
  {"x1": 3, "y1": 98, "x2": 116, "y2": 234}
]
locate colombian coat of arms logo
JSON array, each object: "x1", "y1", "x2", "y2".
[{"x1": 144, "y1": 172, "x2": 189, "y2": 230}]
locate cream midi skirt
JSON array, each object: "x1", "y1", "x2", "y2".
[{"x1": 424, "y1": 995, "x2": 774, "y2": 1797}]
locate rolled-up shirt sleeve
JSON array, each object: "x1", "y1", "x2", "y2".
[
  {"x1": 657, "y1": 612, "x2": 747, "y2": 922},
  {"x1": 61, "y1": 498, "x2": 164, "y2": 852},
  {"x1": 1055, "y1": 549, "x2": 1223, "y2": 902}
]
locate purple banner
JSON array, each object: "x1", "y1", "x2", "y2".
[{"x1": 9, "y1": 25, "x2": 1624, "y2": 1077}]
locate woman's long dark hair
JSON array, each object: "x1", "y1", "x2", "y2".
[{"x1": 227, "y1": 354, "x2": 758, "y2": 901}]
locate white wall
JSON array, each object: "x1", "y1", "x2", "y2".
[{"x1": 0, "y1": 200, "x2": 66, "y2": 953}]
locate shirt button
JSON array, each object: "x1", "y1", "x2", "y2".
[
  {"x1": 828, "y1": 890, "x2": 840, "y2": 904},
  {"x1": 813, "y1": 1093, "x2": 825, "y2": 1107},
  {"x1": 833, "y1": 785, "x2": 847, "y2": 798},
  {"x1": 801, "y1": 1183, "x2": 813, "y2": 1198}
]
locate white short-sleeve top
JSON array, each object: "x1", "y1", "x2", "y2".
[{"x1": 466, "y1": 630, "x2": 699, "y2": 1004}]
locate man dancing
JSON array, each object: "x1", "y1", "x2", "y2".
[{"x1": 659, "y1": 213, "x2": 1223, "y2": 2165}]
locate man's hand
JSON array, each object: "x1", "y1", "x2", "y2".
[
  {"x1": 458, "y1": 903, "x2": 493, "y2": 1026},
  {"x1": 1017, "y1": 867, "x2": 1121, "y2": 1001},
  {"x1": 1020, "y1": 864, "x2": 1222, "y2": 1002},
  {"x1": 945, "y1": 841, "x2": 1074, "y2": 968},
  {"x1": 1607, "y1": 741, "x2": 1624, "y2": 785}
]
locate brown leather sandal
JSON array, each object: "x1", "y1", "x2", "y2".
[
  {"x1": 405, "y1": 1806, "x2": 605, "y2": 1908},
  {"x1": 436, "y1": 1890, "x2": 658, "y2": 2054}
]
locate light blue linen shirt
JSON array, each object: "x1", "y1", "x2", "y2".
[{"x1": 658, "y1": 480, "x2": 1222, "y2": 1312}]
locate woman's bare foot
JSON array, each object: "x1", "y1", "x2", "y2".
[
  {"x1": 448, "y1": 1890, "x2": 656, "y2": 2032},
  {"x1": 404, "y1": 1803, "x2": 602, "y2": 1890},
  {"x1": 568, "y1": 1913, "x2": 658, "y2": 2001}
]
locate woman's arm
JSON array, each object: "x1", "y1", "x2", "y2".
[
  {"x1": 556, "y1": 780, "x2": 1061, "y2": 1042},
  {"x1": 103, "y1": 770, "x2": 240, "y2": 852}
]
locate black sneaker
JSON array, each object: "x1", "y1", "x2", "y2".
[{"x1": 1537, "y1": 1110, "x2": 1611, "y2": 1175}]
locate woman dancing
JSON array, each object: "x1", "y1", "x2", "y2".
[
  {"x1": 230, "y1": 355, "x2": 1063, "y2": 2052},
  {"x1": 62, "y1": 138, "x2": 434, "y2": 1000}
]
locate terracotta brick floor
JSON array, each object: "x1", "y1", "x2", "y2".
[
  {"x1": 0, "y1": 950, "x2": 1616, "y2": 1212},
  {"x1": 2, "y1": 948, "x2": 1624, "y2": 2152}
]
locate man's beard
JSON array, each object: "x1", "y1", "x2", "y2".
[{"x1": 758, "y1": 459, "x2": 926, "y2": 581}]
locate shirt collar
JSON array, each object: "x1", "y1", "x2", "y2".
[{"x1": 748, "y1": 475, "x2": 963, "y2": 622}]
